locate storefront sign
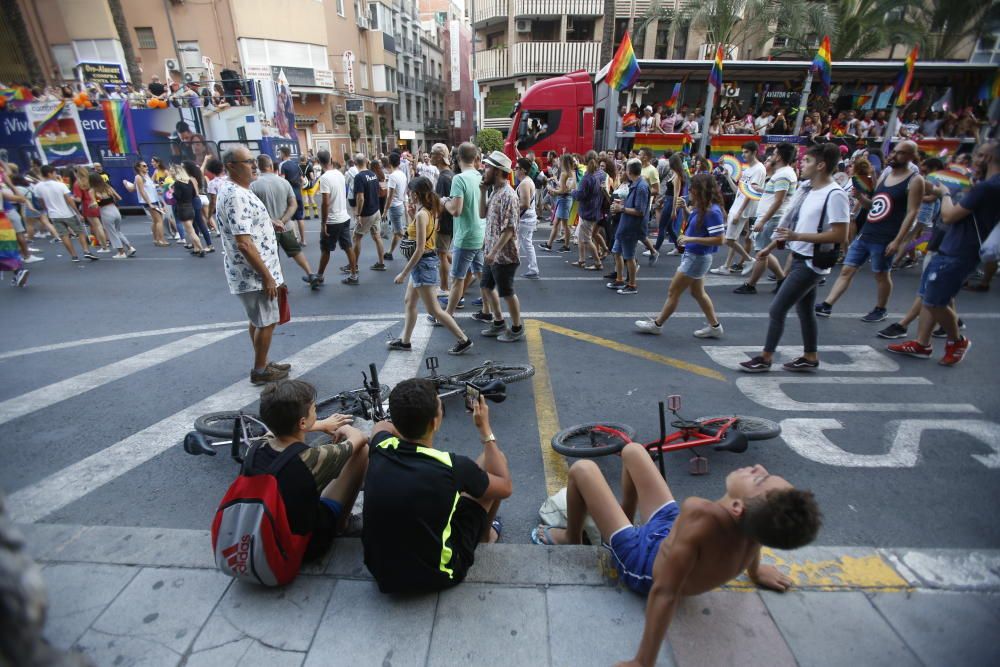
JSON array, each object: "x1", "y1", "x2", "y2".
[
  {"x1": 449, "y1": 20, "x2": 461, "y2": 92},
  {"x1": 243, "y1": 65, "x2": 272, "y2": 81},
  {"x1": 315, "y1": 69, "x2": 334, "y2": 88},
  {"x1": 345, "y1": 99, "x2": 364, "y2": 113},
  {"x1": 271, "y1": 66, "x2": 315, "y2": 87},
  {"x1": 343, "y1": 51, "x2": 356, "y2": 95},
  {"x1": 334, "y1": 113, "x2": 347, "y2": 125},
  {"x1": 79, "y1": 62, "x2": 126, "y2": 85},
  {"x1": 399, "y1": 130, "x2": 416, "y2": 140}
]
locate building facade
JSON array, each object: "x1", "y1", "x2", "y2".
[{"x1": 421, "y1": 0, "x2": 475, "y2": 145}]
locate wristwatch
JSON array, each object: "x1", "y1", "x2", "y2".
[{"x1": 481, "y1": 433, "x2": 496, "y2": 445}]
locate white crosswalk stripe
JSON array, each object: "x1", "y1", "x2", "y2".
[
  {"x1": 0, "y1": 330, "x2": 243, "y2": 427},
  {"x1": 7, "y1": 321, "x2": 394, "y2": 524}
]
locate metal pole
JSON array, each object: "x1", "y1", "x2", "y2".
[
  {"x1": 698, "y1": 83, "x2": 716, "y2": 157},
  {"x1": 163, "y1": 0, "x2": 186, "y2": 79},
  {"x1": 793, "y1": 69, "x2": 813, "y2": 135},
  {"x1": 882, "y1": 105, "x2": 900, "y2": 153}
]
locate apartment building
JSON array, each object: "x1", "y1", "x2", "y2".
[
  {"x1": 420, "y1": 0, "x2": 475, "y2": 145},
  {"x1": 421, "y1": 23, "x2": 451, "y2": 148}
]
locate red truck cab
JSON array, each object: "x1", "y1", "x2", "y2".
[{"x1": 504, "y1": 70, "x2": 594, "y2": 170}]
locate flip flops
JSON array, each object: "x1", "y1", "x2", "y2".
[{"x1": 530, "y1": 525, "x2": 558, "y2": 545}]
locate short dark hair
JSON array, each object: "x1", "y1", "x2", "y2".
[
  {"x1": 256, "y1": 154, "x2": 272, "y2": 171},
  {"x1": 259, "y1": 379, "x2": 316, "y2": 437},
  {"x1": 458, "y1": 142, "x2": 478, "y2": 165},
  {"x1": 627, "y1": 159, "x2": 642, "y2": 177},
  {"x1": 922, "y1": 157, "x2": 945, "y2": 172},
  {"x1": 774, "y1": 142, "x2": 796, "y2": 166},
  {"x1": 742, "y1": 488, "x2": 822, "y2": 550},
  {"x1": 317, "y1": 149, "x2": 331, "y2": 166},
  {"x1": 388, "y1": 378, "x2": 439, "y2": 440},
  {"x1": 40, "y1": 164, "x2": 56, "y2": 177},
  {"x1": 279, "y1": 146, "x2": 292, "y2": 157},
  {"x1": 205, "y1": 158, "x2": 224, "y2": 176},
  {"x1": 389, "y1": 152, "x2": 401, "y2": 167},
  {"x1": 742, "y1": 141, "x2": 759, "y2": 154},
  {"x1": 639, "y1": 147, "x2": 653, "y2": 160},
  {"x1": 807, "y1": 143, "x2": 840, "y2": 175},
  {"x1": 516, "y1": 157, "x2": 533, "y2": 173}
]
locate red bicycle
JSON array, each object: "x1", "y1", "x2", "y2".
[{"x1": 550, "y1": 395, "x2": 781, "y2": 475}]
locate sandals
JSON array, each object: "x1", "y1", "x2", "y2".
[
  {"x1": 491, "y1": 516, "x2": 503, "y2": 543},
  {"x1": 567, "y1": 260, "x2": 585, "y2": 267},
  {"x1": 583, "y1": 264, "x2": 601, "y2": 271},
  {"x1": 530, "y1": 524, "x2": 558, "y2": 545}
]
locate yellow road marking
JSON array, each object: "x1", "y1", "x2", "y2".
[
  {"x1": 526, "y1": 320, "x2": 569, "y2": 496},
  {"x1": 724, "y1": 550, "x2": 911, "y2": 591}
]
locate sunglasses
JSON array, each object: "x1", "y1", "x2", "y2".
[{"x1": 227, "y1": 158, "x2": 256, "y2": 165}]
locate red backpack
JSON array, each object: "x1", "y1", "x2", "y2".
[{"x1": 211, "y1": 442, "x2": 311, "y2": 586}]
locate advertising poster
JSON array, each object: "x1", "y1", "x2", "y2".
[
  {"x1": 255, "y1": 69, "x2": 299, "y2": 147},
  {"x1": 24, "y1": 101, "x2": 92, "y2": 167}
]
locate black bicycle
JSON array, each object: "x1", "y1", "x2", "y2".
[{"x1": 183, "y1": 357, "x2": 534, "y2": 461}]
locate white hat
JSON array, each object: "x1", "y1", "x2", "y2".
[{"x1": 483, "y1": 150, "x2": 513, "y2": 173}]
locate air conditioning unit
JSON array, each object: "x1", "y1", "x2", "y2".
[
  {"x1": 515, "y1": 19, "x2": 532, "y2": 33},
  {"x1": 183, "y1": 71, "x2": 196, "y2": 82},
  {"x1": 180, "y1": 49, "x2": 202, "y2": 70},
  {"x1": 165, "y1": 58, "x2": 180, "y2": 72}
]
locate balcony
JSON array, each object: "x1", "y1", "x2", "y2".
[
  {"x1": 474, "y1": 47, "x2": 509, "y2": 81},
  {"x1": 512, "y1": 41, "x2": 601, "y2": 76},
  {"x1": 473, "y1": 0, "x2": 508, "y2": 26},
  {"x1": 515, "y1": 0, "x2": 602, "y2": 17}
]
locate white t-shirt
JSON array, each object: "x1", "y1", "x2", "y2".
[
  {"x1": 386, "y1": 168, "x2": 408, "y2": 208},
  {"x1": 34, "y1": 180, "x2": 76, "y2": 218},
  {"x1": 757, "y1": 165, "x2": 797, "y2": 221},
  {"x1": 787, "y1": 181, "x2": 850, "y2": 275},
  {"x1": 754, "y1": 115, "x2": 772, "y2": 133},
  {"x1": 215, "y1": 181, "x2": 285, "y2": 295},
  {"x1": 729, "y1": 160, "x2": 766, "y2": 222},
  {"x1": 318, "y1": 169, "x2": 350, "y2": 224},
  {"x1": 417, "y1": 162, "x2": 439, "y2": 186}
]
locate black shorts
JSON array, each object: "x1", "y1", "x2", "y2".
[
  {"x1": 446, "y1": 496, "x2": 489, "y2": 583},
  {"x1": 480, "y1": 262, "x2": 519, "y2": 298},
  {"x1": 292, "y1": 198, "x2": 304, "y2": 221},
  {"x1": 275, "y1": 229, "x2": 302, "y2": 257},
  {"x1": 320, "y1": 223, "x2": 352, "y2": 252}
]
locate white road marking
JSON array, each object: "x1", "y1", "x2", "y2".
[
  {"x1": 780, "y1": 418, "x2": 1000, "y2": 468},
  {"x1": 0, "y1": 330, "x2": 243, "y2": 427},
  {"x1": 527, "y1": 276, "x2": 746, "y2": 285},
  {"x1": 3, "y1": 312, "x2": 999, "y2": 361},
  {"x1": 736, "y1": 376, "x2": 981, "y2": 413},
  {"x1": 702, "y1": 345, "x2": 900, "y2": 372},
  {"x1": 886, "y1": 550, "x2": 1000, "y2": 590},
  {"x1": 7, "y1": 321, "x2": 394, "y2": 524},
  {"x1": 376, "y1": 317, "x2": 433, "y2": 390}
]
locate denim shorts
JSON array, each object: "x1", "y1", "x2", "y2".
[
  {"x1": 605, "y1": 501, "x2": 680, "y2": 595},
  {"x1": 844, "y1": 237, "x2": 892, "y2": 273},
  {"x1": 755, "y1": 218, "x2": 780, "y2": 252},
  {"x1": 387, "y1": 205, "x2": 405, "y2": 235},
  {"x1": 451, "y1": 246, "x2": 484, "y2": 279},
  {"x1": 612, "y1": 235, "x2": 639, "y2": 261},
  {"x1": 555, "y1": 195, "x2": 573, "y2": 220},
  {"x1": 678, "y1": 252, "x2": 713, "y2": 279},
  {"x1": 409, "y1": 252, "x2": 440, "y2": 288},
  {"x1": 919, "y1": 253, "x2": 980, "y2": 308}
]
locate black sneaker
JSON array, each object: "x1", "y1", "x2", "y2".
[
  {"x1": 449, "y1": 338, "x2": 474, "y2": 355},
  {"x1": 877, "y1": 323, "x2": 908, "y2": 339},
  {"x1": 783, "y1": 357, "x2": 820, "y2": 372},
  {"x1": 471, "y1": 311, "x2": 493, "y2": 322},
  {"x1": 818, "y1": 277, "x2": 827, "y2": 286},
  {"x1": 815, "y1": 302, "x2": 833, "y2": 318},
  {"x1": 71, "y1": 256, "x2": 81, "y2": 263},
  {"x1": 539, "y1": 243, "x2": 553, "y2": 252},
  {"x1": 342, "y1": 275, "x2": 359, "y2": 285},
  {"x1": 481, "y1": 321, "x2": 506, "y2": 337},
  {"x1": 456, "y1": 297, "x2": 466, "y2": 310},
  {"x1": 734, "y1": 283, "x2": 757, "y2": 295},
  {"x1": 617, "y1": 285, "x2": 638, "y2": 295},
  {"x1": 606, "y1": 281, "x2": 626, "y2": 290},
  {"x1": 861, "y1": 307, "x2": 888, "y2": 323},
  {"x1": 13, "y1": 269, "x2": 29, "y2": 287},
  {"x1": 739, "y1": 356, "x2": 772, "y2": 373},
  {"x1": 83, "y1": 253, "x2": 99, "y2": 261},
  {"x1": 340, "y1": 265, "x2": 353, "y2": 274},
  {"x1": 387, "y1": 338, "x2": 412, "y2": 351},
  {"x1": 932, "y1": 318, "x2": 967, "y2": 338},
  {"x1": 383, "y1": 252, "x2": 393, "y2": 261},
  {"x1": 558, "y1": 245, "x2": 572, "y2": 253},
  {"x1": 309, "y1": 274, "x2": 321, "y2": 290},
  {"x1": 604, "y1": 272, "x2": 618, "y2": 280},
  {"x1": 771, "y1": 279, "x2": 784, "y2": 294},
  {"x1": 370, "y1": 263, "x2": 387, "y2": 271},
  {"x1": 766, "y1": 273, "x2": 779, "y2": 282}
]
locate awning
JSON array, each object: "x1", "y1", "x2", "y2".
[{"x1": 290, "y1": 86, "x2": 336, "y2": 95}]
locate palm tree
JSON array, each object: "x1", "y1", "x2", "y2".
[
  {"x1": 638, "y1": 0, "x2": 782, "y2": 60},
  {"x1": 919, "y1": 0, "x2": 1000, "y2": 60},
  {"x1": 600, "y1": 0, "x2": 617, "y2": 64},
  {"x1": 108, "y1": 0, "x2": 142, "y2": 84}
]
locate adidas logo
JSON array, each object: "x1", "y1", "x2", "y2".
[{"x1": 221, "y1": 534, "x2": 252, "y2": 574}]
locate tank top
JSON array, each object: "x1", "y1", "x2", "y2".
[
  {"x1": 519, "y1": 181, "x2": 537, "y2": 222},
  {"x1": 173, "y1": 180, "x2": 195, "y2": 207},
  {"x1": 97, "y1": 195, "x2": 115, "y2": 207},
  {"x1": 861, "y1": 172, "x2": 914, "y2": 244},
  {"x1": 407, "y1": 209, "x2": 436, "y2": 253},
  {"x1": 141, "y1": 176, "x2": 159, "y2": 205},
  {"x1": 639, "y1": 115, "x2": 654, "y2": 132}
]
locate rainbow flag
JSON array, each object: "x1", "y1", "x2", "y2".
[
  {"x1": 566, "y1": 164, "x2": 588, "y2": 229},
  {"x1": 666, "y1": 82, "x2": 681, "y2": 110},
  {"x1": 811, "y1": 36, "x2": 832, "y2": 97},
  {"x1": 31, "y1": 101, "x2": 66, "y2": 139},
  {"x1": 915, "y1": 138, "x2": 961, "y2": 156},
  {"x1": 709, "y1": 135, "x2": 758, "y2": 163},
  {"x1": 927, "y1": 169, "x2": 972, "y2": 194},
  {"x1": 893, "y1": 46, "x2": 918, "y2": 107},
  {"x1": 101, "y1": 99, "x2": 135, "y2": 154},
  {"x1": 632, "y1": 132, "x2": 693, "y2": 155},
  {"x1": 607, "y1": 32, "x2": 641, "y2": 91},
  {"x1": 708, "y1": 45, "x2": 724, "y2": 90},
  {"x1": 855, "y1": 84, "x2": 878, "y2": 110},
  {"x1": 0, "y1": 212, "x2": 23, "y2": 272},
  {"x1": 977, "y1": 69, "x2": 1000, "y2": 102},
  {"x1": 0, "y1": 86, "x2": 32, "y2": 103}
]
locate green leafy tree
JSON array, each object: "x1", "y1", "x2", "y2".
[
  {"x1": 638, "y1": 0, "x2": 782, "y2": 59},
  {"x1": 474, "y1": 129, "x2": 504, "y2": 154},
  {"x1": 919, "y1": 0, "x2": 1000, "y2": 60}
]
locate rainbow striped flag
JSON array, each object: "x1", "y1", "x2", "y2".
[
  {"x1": 811, "y1": 36, "x2": 832, "y2": 97},
  {"x1": 632, "y1": 133, "x2": 693, "y2": 155},
  {"x1": 708, "y1": 45, "x2": 724, "y2": 90},
  {"x1": 0, "y1": 86, "x2": 32, "y2": 103},
  {"x1": 915, "y1": 138, "x2": 961, "y2": 156},
  {"x1": 977, "y1": 69, "x2": 1000, "y2": 102},
  {"x1": 101, "y1": 99, "x2": 135, "y2": 154},
  {"x1": 607, "y1": 32, "x2": 641, "y2": 91},
  {"x1": 855, "y1": 84, "x2": 878, "y2": 110},
  {"x1": 893, "y1": 46, "x2": 918, "y2": 107},
  {"x1": 31, "y1": 101, "x2": 66, "y2": 139},
  {"x1": 709, "y1": 135, "x2": 758, "y2": 163},
  {"x1": 666, "y1": 82, "x2": 681, "y2": 110},
  {"x1": 566, "y1": 163, "x2": 587, "y2": 229},
  {"x1": 0, "y1": 212, "x2": 23, "y2": 272}
]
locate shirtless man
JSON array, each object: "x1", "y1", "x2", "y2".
[{"x1": 533, "y1": 442, "x2": 821, "y2": 667}]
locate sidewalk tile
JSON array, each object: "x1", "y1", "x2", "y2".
[
  {"x1": 42, "y1": 563, "x2": 139, "y2": 650},
  {"x1": 78, "y1": 567, "x2": 230, "y2": 665},
  {"x1": 670, "y1": 592, "x2": 795, "y2": 667},
  {"x1": 548, "y1": 585, "x2": 673, "y2": 667},
  {"x1": 870, "y1": 592, "x2": 1000, "y2": 666},
  {"x1": 186, "y1": 641, "x2": 305, "y2": 667},
  {"x1": 189, "y1": 578, "x2": 334, "y2": 660},
  {"x1": 464, "y1": 543, "x2": 551, "y2": 584},
  {"x1": 42, "y1": 526, "x2": 214, "y2": 568},
  {"x1": 428, "y1": 584, "x2": 547, "y2": 665},
  {"x1": 305, "y1": 579, "x2": 436, "y2": 667},
  {"x1": 323, "y1": 538, "x2": 372, "y2": 579},
  {"x1": 761, "y1": 591, "x2": 921, "y2": 667},
  {"x1": 18, "y1": 522, "x2": 90, "y2": 560},
  {"x1": 549, "y1": 545, "x2": 608, "y2": 585},
  {"x1": 885, "y1": 548, "x2": 1000, "y2": 590}
]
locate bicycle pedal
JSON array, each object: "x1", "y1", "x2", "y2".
[
  {"x1": 689, "y1": 455, "x2": 709, "y2": 476},
  {"x1": 425, "y1": 356, "x2": 440, "y2": 376}
]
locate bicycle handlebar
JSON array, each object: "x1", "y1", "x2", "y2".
[{"x1": 368, "y1": 363, "x2": 379, "y2": 391}]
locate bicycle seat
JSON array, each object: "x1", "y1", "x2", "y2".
[
  {"x1": 183, "y1": 431, "x2": 217, "y2": 456},
  {"x1": 475, "y1": 379, "x2": 507, "y2": 403},
  {"x1": 671, "y1": 419, "x2": 702, "y2": 430},
  {"x1": 714, "y1": 430, "x2": 749, "y2": 454}
]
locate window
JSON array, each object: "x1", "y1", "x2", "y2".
[
  {"x1": 359, "y1": 60, "x2": 369, "y2": 89},
  {"x1": 135, "y1": 27, "x2": 156, "y2": 49},
  {"x1": 50, "y1": 44, "x2": 76, "y2": 79},
  {"x1": 566, "y1": 19, "x2": 595, "y2": 42},
  {"x1": 529, "y1": 19, "x2": 559, "y2": 41},
  {"x1": 654, "y1": 21, "x2": 672, "y2": 59},
  {"x1": 337, "y1": 0, "x2": 345, "y2": 17}
]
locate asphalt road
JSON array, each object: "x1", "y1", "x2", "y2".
[{"x1": 2, "y1": 214, "x2": 998, "y2": 549}]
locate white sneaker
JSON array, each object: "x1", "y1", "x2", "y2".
[
  {"x1": 709, "y1": 266, "x2": 731, "y2": 275},
  {"x1": 24, "y1": 255, "x2": 45, "y2": 263},
  {"x1": 112, "y1": 253, "x2": 127, "y2": 259},
  {"x1": 172, "y1": 233, "x2": 181, "y2": 240},
  {"x1": 693, "y1": 323, "x2": 724, "y2": 339},
  {"x1": 27, "y1": 246, "x2": 41, "y2": 253},
  {"x1": 96, "y1": 247, "x2": 111, "y2": 253},
  {"x1": 635, "y1": 317, "x2": 663, "y2": 335},
  {"x1": 642, "y1": 250, "x2": 653, "y2": 257},
  {"x1": 666, "y1": 248, "x2": 681, "y2": 256},
  {"x1": 741, "y1": 260, "x2": 755, "y2": 276}
]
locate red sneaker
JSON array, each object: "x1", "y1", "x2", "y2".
[
  {"x1": 939, "y1": 337, "x2": 971, "y2": 366},
  {"x1": 887, "y1": 340, "x2": 933, "y2": 359}
]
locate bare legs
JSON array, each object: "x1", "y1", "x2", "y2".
[{"x1": 247, "y1": 322, "x2": 276, "y2": 371}]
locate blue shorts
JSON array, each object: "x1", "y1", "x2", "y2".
[
  {"x1": 408, "y1": 252, "x2": 440, "y2": 288},
  {"x1": 387, "y1": 205, "x2": 405, "y2": 235},
  {"x1": 612, "y1": 235, "x2": 639, "y2": 261},
  {"x1": 292, "y1": 198, "x2": 304, "y2": 221},
  {"x1": 844, "y1": 237, "x2": 892, "y2": 273},
  {"x1": 555, "y1": 195, "x2": 573, "y2": 220},
  {"x1": 919, "y1": 253, "x2": 980, "y2": 308},
  {"x1": 319, "y1": 497, "x2": 344, "y2": 523},
  {"x1": 450, "y1": 246, "x2": 484, "y2": 279},
  {"x1": 678, "y1": 252, "x2": 713, "y2": 279},
  {"x1": 605, "y1": 500, "x2": 680, "y2": 595}
]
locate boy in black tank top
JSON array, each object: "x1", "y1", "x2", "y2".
[{"x1": 816, "y1": 140, "x2": 924, "y2": 322}]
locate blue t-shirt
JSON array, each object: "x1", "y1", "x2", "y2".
[
  {"x1": 938, "y1": 174, "x2": 1000, "y2": 261},
  {"x1": 279, "y1": 159, "x2": 303, "y2": 199},
  {"x1": 353, "y1": 170, "x2": 382, "y2": 217},
  {"x1": 683, "y1": 204, "x2": 725, "y2": 255},
  {"x1": 617, "y1": 178, "x2": 649, "y2": 237}
]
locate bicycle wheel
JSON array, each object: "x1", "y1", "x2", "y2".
[
  {"x1": 316, "y1": 392, "x2": 367, "y2": 419},
  {"x1": 696, "y1": 416, "x2": 781, "y2": 441},
  {"x1": 194, "y1": 411, "x2": 266, "y2": 439},
  {"x1": 447, "y1": 363, "x2": 535, "y2": 387},
  {"x1": 551, "y1": 422, "x2": 636, "y2": 458}
]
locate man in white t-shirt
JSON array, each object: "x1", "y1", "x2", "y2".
[
  {"x1": 754, "y1": 111, "x2": 773, "y2": 135},
  {"x1": 345, "y1": 154, "x2": 360, "y2": 227},
  {"x1": 382, "y1": 152, "x2": 409, "y2": 261},
  {"x1": 740, "y1": 143, "x2": 849, "y2": 373},
  {"x1": 712, "y1": 141, "x2": 766, "y2": 275},
  {"x1": 317, "y1": 149, "x2": 357, "y2": 285},
  {"x1": 34, "y1": 165, "x2": 97, "y2": 262}
]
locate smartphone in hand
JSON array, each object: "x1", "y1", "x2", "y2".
[{"x1": 465, "y1": 382, "x2": 481, "y2": 413}]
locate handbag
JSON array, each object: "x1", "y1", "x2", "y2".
[
  {"x1": 974, "y1": 213, "x2": 1000, "y2": 263},
  {"x1": 277, "y1": 285, "x2": 290, "y2": 325},
  {"x1": 400, "y1": 238, "x2": 417, "y2": 259},
  {"x1": 812, "y1": 190, "x2": 840, "y2": 269}
]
